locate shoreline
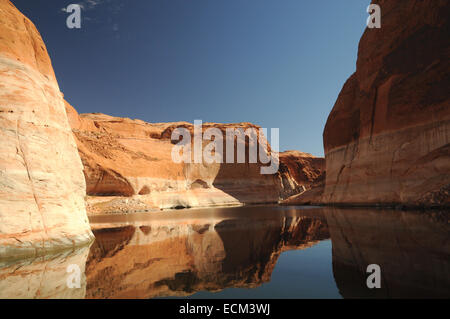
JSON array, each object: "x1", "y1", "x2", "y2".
[{"x1": 87, "y1": 198, "x2": 450, "y2": 217}]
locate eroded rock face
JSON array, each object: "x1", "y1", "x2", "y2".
[
  {"x1": 322, "y1": 0, "x2": 450, "y2": 206},
  {"x1": 278, "y1": 151, "x2": 325, "y2": 200},
  {"x1": 281, "y1": 182, "x2": 325, "y2": 206},
  {"x1": 0, "y1": 0, "x2": 93, "y2": 258},
  {"x1": 66, "y1": 105, "x2": 313, "y2": 210}
]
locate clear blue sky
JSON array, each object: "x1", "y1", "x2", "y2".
[{"x1": 12, "y1": 0, "x2": 369, "y2": 156}]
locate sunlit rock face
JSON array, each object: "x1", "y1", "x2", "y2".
[
  {"x1": 66, "y1": 105, "x2": 316, "y2": 211},
  {"x1": 327, "y1": 208, "x2": 450, "y2": 298},
  {"x1": 0, "y1": 0, "x2": 93, "y2": 258},
  {"x1": 84, "y1": 208, "x2": 329, "y2": 298},
  {"x1": 0, "y1": 246, "x2": 90, "y2": 299},
  {"x1": 322, "y1": 0, "x2": 450, "y2": 206}
]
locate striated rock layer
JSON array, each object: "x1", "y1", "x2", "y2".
[
  {"x1": 277, "y1": 150, "x2": 324, "y2": 199},
  {"x1": 66, "y1": 105, "x2": 320, "y2": 211},
  {"x1": 281, "y1": 182, "x2": 325, "y2": 206},
  {"x1": 322, "y1": 0, "x2": 450, "y2": 207},
  {"x1": 0, "y1": 0, "x2": 93, "y2": 258}
]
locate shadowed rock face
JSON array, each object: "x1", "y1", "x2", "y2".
[
  {"x1": 84, "y1": 209, "x2": 329, "y2": 299},
  {"x1": 326, "y1": 208, "x2": 450, "y2": 299},
  {"x1": 322, "y1": 0, "x2": 450, "y2": 206},
  {"x1": 0, "y1": 0, "x2": 93, "y2": 258},
  {"x1": 278, "y1": 151, "x2": 325, "y2": 200}
]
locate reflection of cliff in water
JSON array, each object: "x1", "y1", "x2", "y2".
[
  {"x1": 85, "y1": 207, "x2": 329, "y2": 299},
  {"x1": 0, "y1": 206, "x2": 447, "y2": 299},
  {"x1": 0, "y1": 246, "x2": 91, "y2": 299},
  {"x1": 326, "y1": 208, "x2": 450, "y2": 299}
]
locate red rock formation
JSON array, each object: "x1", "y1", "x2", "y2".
[
  {"x1": 0, "y1": 0, "x2": 93, "y2": 258},
  {"x1": 281, "y1": 182, "x2": 325, "y2": 206},
  {"x1": 278, "y1": 151, "x2": 325, "y2": 199},
  {"x1": 322, "y1": 0, "x2": 450, "y2": 206},
  {"x1": 66, "y1": 105, "x2": 316, "y2": 211}
]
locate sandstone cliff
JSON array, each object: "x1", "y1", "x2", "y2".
[
  {"x1": 281, "y1": 181, "x2": 325, "y2": 206},
  {"x1": 66, "y1": 104, "x2": 320, "y2": 211},
  {"x1": 279, "y1": 151, "x2": 325, "y2": 198},
  {"x1": 278, "y1": 151, "x2": 325, "y2": 203},
  {"x1": 0, "y1": 0, "x2": 93, "y2": 258},
  {"x1": 322, "y1": 0, "x2": 449, "y2": 207}
]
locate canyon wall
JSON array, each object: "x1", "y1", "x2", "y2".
[
  {"x1": 0, "y1": 0, "x2": 93, "y2": 258},
  {"x1": 277, "y1": 150, "x2": 324, "y2": 199},
  {"x1": 322, "y1": 0, "x2": 449, "y2": 206},
  {"x1": 66, "y1": 105, "x2": 322, "y2": 210}
]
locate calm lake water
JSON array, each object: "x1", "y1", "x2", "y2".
[{"x1": 0, "y1": 205, "x2": 449, "y2": 299}]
